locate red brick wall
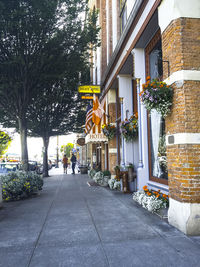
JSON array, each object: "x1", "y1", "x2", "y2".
[
  {"x1": 162, "y1": 17, "x2": 200, "y2": 203},
  {"x1": 108, "y1": 102, "x2": 117, "y2": 174},
  {"x1": 162, "y1": 18, "x2": 200, "y2": 79},
  {"x1": 167, "y1": 145, "x2": 200, "y2": 203},
  {"x1": 108, "y1": 0, "x2": 113, "y2": 59},
  {"x1": 100, "y1": 0, "x2": 107, "y2": 77}
]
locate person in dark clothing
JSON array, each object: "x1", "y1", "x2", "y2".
[{"x1": 70, "y1": 153, "x2": 77, "y2": 174}]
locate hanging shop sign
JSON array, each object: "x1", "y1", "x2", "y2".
[
  {"x1": 77, "y1": 138, "x2": 85, "y2": 146},
  {"x1": 85, "y1": 133, "x2": 108, "y2": 144},
  {"x1": 78, "y1": 85, "x2": 101, "y2": 94},
  {"x1": 81, "y1": 96, "x2": 93, "y2": 100}
]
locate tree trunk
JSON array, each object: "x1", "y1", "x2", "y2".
[
  {"x1": 42, "y1": 135, "x2": 49, "y2": 177},
  {"x1": 18, "y1": 117, "x2": 29, "y2": 171}
]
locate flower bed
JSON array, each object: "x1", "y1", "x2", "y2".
[
  {"x1": 102, "y1": 123, "x2": 116, "y2": 140},
  {"x1": 140, "y1": 76, "x2": 173, "y2": 118},
  {"x1": 1, "y1": 171, "x2": 43, "y2": 201},
  {"x1": 120, "y1": 113, "x2": 138, "y2": 142},
  {"x1": 133, "y1": 186, "x2": 169, "y2": 213}
]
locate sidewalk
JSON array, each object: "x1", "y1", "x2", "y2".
[{"x1": 0, "y1": 169, "x2": 200, "y2": 267}]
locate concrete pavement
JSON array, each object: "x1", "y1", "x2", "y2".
[{"x1": 0, "y1": 168, "x2": 200, "y2": 267}]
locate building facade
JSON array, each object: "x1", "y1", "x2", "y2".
[{"x1": 86, "y1": 0, "x2": 200, "y2": 235}]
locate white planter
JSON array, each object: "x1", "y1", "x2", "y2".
[
  {"x1": 129, "y1": 181, "x2": 136, "y2": 192},
  {"x1": 154, "y1": 207, "x2": 168, "y2": 219}
]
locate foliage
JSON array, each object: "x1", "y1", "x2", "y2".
[
  {"x1": 88, "y1": 169, "x2": 97, "y2": 179},
  {"x1": 126, "y1": 163, "x2": 134, "y2": 169},
  {"x1": 108, "y1": 177, "x2": 121, "y2": 190},
  {"x1": 92, "y1": 171, "x2": 110, "y2": 186},
  {"x1": 140, "y1": 76, "x2": 173, "y2": 117},
  {"x1": 1, "y1": 171, "x2": 43, "y2": 201},
  {"x1": 133, "y1": 185, "x2": 169, "y2": 213},
  {"x1": 103, "y1": 170, "x2": 111, "y2": 177},
  {"x1": 0, "y1": 0, "x2": 100, "y2": 169},
  {"x1": 120, "y1": 113, "x2": 138, "y2": 142},
  {"x1": 158, "y1": 135, "x2": 168, "y2": 174},
  {"x1": 114, "y1": 165, "x2": 120, "y2": 171},
  {"x1": 0, "y1": 130, "x2": 12, "y2": 157},
  {"x1": 60, "y1": 143, "x2": 74, "y2": 158},
  {"x1": 102, "y1": 123, "x2": 116, "y2": 140}
]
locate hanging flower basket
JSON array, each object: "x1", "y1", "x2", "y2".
[
  {"x1": 102, "y1": 123, "x2": 116, "y2": 141},
  {"x1": 140, "y1": 76, "x2": 173, "y2": 118},
  {"x1": 120, "y1": 113, "x2": 138, "y2": 142}
]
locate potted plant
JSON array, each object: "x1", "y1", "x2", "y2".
[
  {"x1": 102, "y1": 123, "x2": 116, "y2": 140},
  {"x1": 103, "y1": 170, "x2": 111, "y2": 184},
  {"x1": 126, "y1": 163, "x2": 134, "y2": 182},
  {"x1": 140, "y1": 76, "x2": 173, "y2": 118},
  {"x1": 126, "y1": 163, "x2": 136, "y2": 192},
  {"x1": 120, "y1": 113, "x2": 138, "y2": 142},
  {"x1": 114, "y1": 165, "x2": 120, "y2": 180},
  {"x1": 79, "y1": 165, "x2": 88, "y2": 174}
]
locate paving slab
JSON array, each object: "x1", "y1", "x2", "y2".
[
  {"x1": 0, "y1": 169, "x2": 200, "y2": 267},
  {"x1": 29, "y1": 244, "x2": 109, "y2": 267}
]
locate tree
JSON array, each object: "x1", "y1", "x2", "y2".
[
  {"x1": 0, "y1": 0, "x2": 100, "y2": 170},
  {"x1": 26, "y1": 78, "x2": 86, "y2": 176},
  {"x1": 61, "y1": 143, "x2": 74, "y2": 158},
  {"x1": 0, "y1": 130, "x2": 12, "y2": 157}
]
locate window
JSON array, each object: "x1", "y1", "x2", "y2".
[
  {"x1": 146, "y1": 35, "x2": 168, "y2": 185},
  {"x1": 120, "y1": 0, "x2": 127, "y2": 33}
]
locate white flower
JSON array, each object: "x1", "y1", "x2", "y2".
[{"x1": 133, "y1": 191, "x2": 166, "y2": 213}]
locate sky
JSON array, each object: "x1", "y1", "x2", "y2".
[{"x1": 4, "y1": 129, "x2": 76, "y2": 162}]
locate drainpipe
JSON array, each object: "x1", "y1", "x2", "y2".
[{"x1": 136, "y1": 78, "x2": 143, "y2": 168}]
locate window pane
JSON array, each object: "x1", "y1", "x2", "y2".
[
  {"x1": 149, "y1": 40, "x2": 168, "y2": 180},
  {"x1": 120, "y1": 0, "x2": 127, "y2": 33}
]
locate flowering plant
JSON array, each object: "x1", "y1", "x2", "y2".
[
  {"x1": 108, "y1": 177, "x2": 121, "y2": 190},
  {"x1": 120, "y1": 113, "x2": 138, "y2": 142},
  {"x1": 140, "y1": 76, "x2": 173, "y2": 118},
  {"x1": 1, "y1": 171, "x2": 43, "y2": 201},
  {"x1": 102, "y1": 123, "x2": 116, "y2": 140},
  {"x1": 133, "y1": 185, "x2": 169, "y2": 213},
  {"x1": 93, "y1": 171, "x2": 110, "y2": 186}
]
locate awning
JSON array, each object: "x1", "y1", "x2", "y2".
[{"x1": 85, "y1": 133, "x2": 108, "y2": 144}]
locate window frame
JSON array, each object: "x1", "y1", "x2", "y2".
[
  {"x1": 119, "y1": 0, "x2": 127, "y2": 33},
  {"x1": 145, "y1": 29, "x2": 168, "y2": 186}
]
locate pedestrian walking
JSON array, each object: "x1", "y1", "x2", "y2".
[
  {"x1": 62, "y1": 154, "x2": 68, "y2": 174},
  {"x1": 70, "y1": 153, "x2": 77, "y2": 174}
]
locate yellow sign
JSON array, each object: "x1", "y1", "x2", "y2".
[
  {"x1": 78, "y1": 85, "x2": 101, "y2": 94},
  {"x1": 81, "y1": 96, "x2": 93, "y2": 100}
]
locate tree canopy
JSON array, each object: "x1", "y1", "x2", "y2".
[
  {"x1": 60, "y1": 143, "x2": 74, "y2": 158},
  {"x1": 0, "y1": 0, "x2": 100, "y2": 170},
  {"x1": 0, "y1": 130, "x2": 12, "y2": 157}
]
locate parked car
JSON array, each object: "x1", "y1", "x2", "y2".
[
  {"x1": 28, "y1": 161, "x2": 38, "y2": 171},
  {"x1": 0, "y1": 162, "x2": 19, "y2": 175}
]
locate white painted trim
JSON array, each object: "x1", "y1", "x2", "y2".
[
  {"x1": 168, "y1": 198, "x2": 200, "y2": 235},
  {"x1": 104, "y1": 0, "x2": 156, "y2": 90},
  {"x1": 166, "y1": 133, "x2": 200, "y2": 146},
  {"x1": 109, "y1": 148, "x2": 117, "y2": 153},
  {"x1": 158, "y1": 0, "x2": 200, "y2": 33},
  {"x1": 164, "y1": 70, "x2": 200, "y2": 85},
  {"x1": 147, "y1": 181, "x2": 169, "y2": 193}
]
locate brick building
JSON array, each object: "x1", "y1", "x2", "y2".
[{"x1": 85, "y1": 0, "x2": 200, "y2": 235}]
